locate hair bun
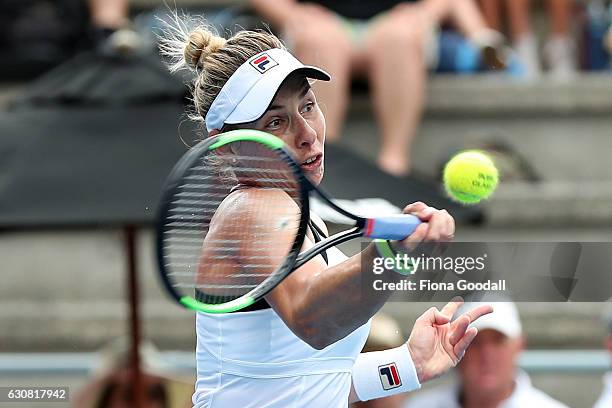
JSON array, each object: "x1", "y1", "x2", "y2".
[{"x1": 184, "y1": 29, "x2": 227, "y2": 69}]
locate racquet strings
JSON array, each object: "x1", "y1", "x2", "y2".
[{"x1": 161, "y1": 141, "x2": 303, "y2": 306}]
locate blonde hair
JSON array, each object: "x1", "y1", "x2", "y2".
[{"x1": 159, "y1": 13, "x2": 285, "y2": 127}]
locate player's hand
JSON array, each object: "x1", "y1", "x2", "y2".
[
  {"x1": 406, "y1": 298, "x2": 493, "y2": 383},
  {"x1": 395, "y1": 201, "x2": 455, "y2": 254}
]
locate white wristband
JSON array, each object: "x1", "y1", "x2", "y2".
[{"x1": 352, "y1": 344, "x2": 421, "y2": 401}]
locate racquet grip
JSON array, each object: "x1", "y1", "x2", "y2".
[{"x1": 364, "y1": 215, "x2": 422, "y2": 240}]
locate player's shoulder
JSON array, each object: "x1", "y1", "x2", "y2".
[
  {"x1": 402, "y1": 383, "x2": 459, "y2": 408},
  {"x1": 228, "y1": 187, "x2": 297, "y2": 204},
  {"x1": 219, "y1": 188, "x2": 299, "y2": 219}
]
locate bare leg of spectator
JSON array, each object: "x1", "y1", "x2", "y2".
[
  {"x1": 505, "y1": 0, "x2": 541, "y2": 77},
  {"x1": 544, "y1": 0, "x2": 576, "y2": 78},
  {"x1": 479, "y1": 0, "x2": 503, "y2": 32},
  {"x1": 438, "y1": 0, "x2": 491, "y2": 38},
  {"x1": 505, "y1": 0, "x2": 531, "y2": 41},
  {"x1": 441, "y1": 0, "x2": 507, "y2": 69},
  {"x1": 365, "y1": 7, "x2": 427, "y2": 175},
  {"x1": 417, "y1": 0, "x2": 498, "y2": 40},
  {"x1": 547, "y1": 0, "x2": 572, "y2": 35},
  {"x1": 287, "y1": 15, "x2": 353, "y2": 143},
  {"x1": 411, "y1": 0, "x2": 506, "y2": 70},
  {"x1": 89, "y1": 0, "x2": 129, "y2": 29}
]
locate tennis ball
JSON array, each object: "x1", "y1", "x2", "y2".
[{"x1": 443, "y1": 150, "x2": 499, "y2": 204}]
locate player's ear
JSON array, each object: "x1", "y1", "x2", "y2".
[
  {"x1": 207, "y1": 129, "x2": 232, "y2": 156},
  {"x1": 207, "y1": 128, "x2": 242, "y2": 158}
]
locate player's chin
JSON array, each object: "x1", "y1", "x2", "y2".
[
  {"x1": 309, "y1": 166, "x2": 324, "y2": 185},
  {"x1": 302, "y1": 162, "x2": 324, "y2": 184}
]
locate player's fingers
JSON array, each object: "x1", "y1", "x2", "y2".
[
  {"x1": 427, "y1": 209, "x2": 454, "y2": 239},
  {"x1": 417, "y1": 206, "x2": 438, "y2": 222},
  {"x1": 440, "y1": 296, "x2": 464, "y2": 318},
  {"x1": 406, "y1": 202, "x2": 441, "y2": 224},
  {"x1": 453, "y1": 327, "x2": 478, "y2": 362},
  {"x1": 410, "y1": 222, "x2": 430, "y2": 241},
  {"x1": 414, "y1": 307, "x2": 436, "y2": 326},
  {"x1": 441, "y1": 210, "x2": 455, "y2": 239},
  {"x1": 449, "y1": 315, "x2": 470, "y2": 346},
  {"x1": 434, "y1": 308, "x2": 451, "y2": 325},
  {"x1": 416, "y1": 306, "x2": 450, "y2": 326},
  {"x1": 403, "y1": 201, "x2": 429, "y2": 215},
  {"x1": 426, "y1": 210, "x2": 455, "y2": 242},
  {"x1": 423, "y1": 210, "x2": 449, "y2": 242},
  {"x1": 463, "y1": 304, "x2": 494, "y2": 324},
  {"x1": 399, "y1": 205, "x2": 453, "y2": 251},
  {"x1": 399, "y1": 222, "x2": 430, "y2": 252}
]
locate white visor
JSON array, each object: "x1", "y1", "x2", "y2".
[{"x1": 205, "y1": 48, "x2": 330, "y2": 132}]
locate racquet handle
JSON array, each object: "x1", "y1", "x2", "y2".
[{"x1": 365, "y1": 214, "x2": 422, "y2": 240}]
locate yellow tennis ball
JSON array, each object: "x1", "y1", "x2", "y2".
[{"x1": 443, "y1": 150, "x2": 499, "y2": 204}]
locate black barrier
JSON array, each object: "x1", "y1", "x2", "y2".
[{"x1": 0, "y1": 106, "x2": 482, "y2": 228}]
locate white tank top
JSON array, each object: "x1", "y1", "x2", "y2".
[{"x1": 192, "y1": 245, "x2": 371, "y2": 408}]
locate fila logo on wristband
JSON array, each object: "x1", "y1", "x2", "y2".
[
  {"x1": 250, "y1": 53, "x2": 278, "y2": 73},
  {"x1": 378, "y1": 363, "x2": 402, "y2": 390}
]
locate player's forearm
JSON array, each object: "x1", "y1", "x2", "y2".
[
  {"x1": 294, "y1": 244, "x2": 401, "y2": 349},
  {"x1": 250, "y1": 0, "x2": 296, "y2": 28}
]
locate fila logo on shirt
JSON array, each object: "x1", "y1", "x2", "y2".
[
  {"x1": 250, "y1": 53, "x2": 279, "y2": 73},
  {"x1": 378, "y1": 363, "x2": 402, "y2": 390}
]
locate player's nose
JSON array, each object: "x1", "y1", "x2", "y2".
[{"x1": 293, "y1": 115, "x2": 317, "y2": 149}]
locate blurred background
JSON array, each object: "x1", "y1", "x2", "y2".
[{"x1": 0, "y1": 0, "x2": 611, "y2": 407}]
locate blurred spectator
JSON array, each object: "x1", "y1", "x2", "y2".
[
  {"x1": 0, "y1": 0, "x2": 132, "y2": 80},
  {"x1": 88, "y1": 0, "x2": 141, "y2": 56},
  {"x1": 593, "y1": 303, "x2": 612, "y2": 408},
  {"x1": 89, "y1": 0, "x2": 128, "y2": 31},
  {"x1": 72, "y1": 338, "x2": 192, "y2": 408},
  {"x1": 478, "y1": 0, "x2": 577, "y2": 78},
  {"x1": 403, "y1": 302, "x2": 568, "y2": 408},
  {"x1": 350, "y1": 313, "x2": 408, "y2": 408},
  {"x1": 6, "y1": 0, "x2": 179, "y2": 110},
  {"x1": 583, "y1": 0, "x2": 612, "y2": 71},
  {"x1": 250, "y1": 0, "x2": 505, "y2": 176}
]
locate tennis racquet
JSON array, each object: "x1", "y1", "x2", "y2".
[{"x1": 156, "y1": 129, "x2": 421, "y2": 313}]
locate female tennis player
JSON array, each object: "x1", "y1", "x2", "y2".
[{"x1": 162, "y1": 16, "x2": 492, "y2": 408}]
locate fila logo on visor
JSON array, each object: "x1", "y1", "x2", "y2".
[
  {"x1": 250, "y1": 53, "x2": 279, "y2": 73},
  {"x1": 378, "y1": 363, "x2": 402, "y2": 390}
]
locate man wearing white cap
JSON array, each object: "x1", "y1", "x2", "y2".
[{"x1": 404, "y1": 302, "x2": 568, "y2": 408}]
